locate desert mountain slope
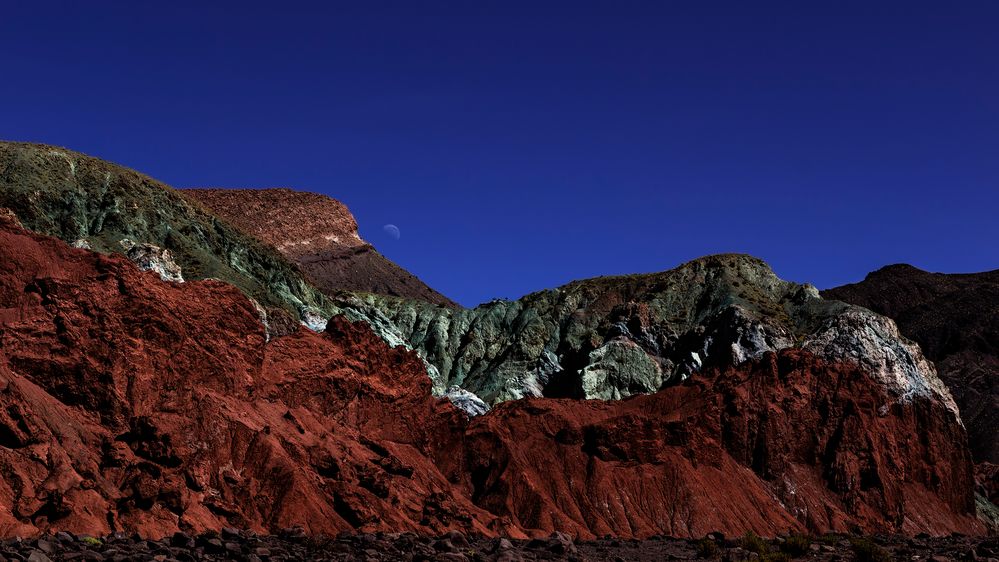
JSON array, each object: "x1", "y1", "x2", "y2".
[
  {"x1": 824, "y1": 265, "x2": 999, "y2": 465},
  {"x1": 183, "y1": 188, "x2": 457, "y2": 307},
  {"x1": 0, "y1": 214, "x2": 984, "y2": 538},
  {"x1": 334, "y1": 256, "x2": 958, "y2": 420},
  {"x1": 0, "y1": 142, "x2": 331, "y2": 326}
]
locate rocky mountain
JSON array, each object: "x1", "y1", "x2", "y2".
[
  {"x1": 0, "y1": 142, "x2": 993, "y2": 539},
  {"x1": 0, "y1": 215, "x2": 983, "y2": 538},
  {"x1": 331, "y1": 256, "x2": 957, "y2": 421},
  {"x1": 0, "y1": 142, "x2": 332, "y2": 330},
  {"x1": 183, "y1": 188, "x2": 457, "y2": 307},
  {"x1": 824, "y1": 265, "x2": 999, "y2": 522},
  {"x1": 824, "y1": 265, "x2": 998, "y2": 465}
]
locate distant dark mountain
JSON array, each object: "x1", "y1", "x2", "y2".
[
  {"x1": 183, "y1": 188, "x2": 457, "y2": 307},
  {"x1": 825, "y1": 264, "x2": 999, "y2": 465}
]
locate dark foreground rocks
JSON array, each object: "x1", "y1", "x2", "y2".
[{"x1": 2, "y1": 530, "x2": 997, "y2": 562}]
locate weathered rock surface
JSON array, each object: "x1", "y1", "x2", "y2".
[
  {"x1": 824, "y1": 264, "x2": 999, "y2": 465},
  {"x1": 0, "y1": 142, "x2": 331, "y2": 323},
  {"x1": 332, "y1": 256, "x2": 957, "y2": 420},
  {"x1": 461, "y1": 350, "x2": 981, "y2": 538},
  {"x1": 0, "y1": 218, "x2": 983, "y2": 538},
  {"x1": 445, "y1": 386, "x2": 491, "y2": 417},
  {"x1": 119, "y1": 239, "x2": 184, "y2": 283},
  {"x1": 0, "y1": 215, "x2": 486, "y2": 538},
  {"x1": 183, "y1": 188, "x2": 457, "y2": 307}
]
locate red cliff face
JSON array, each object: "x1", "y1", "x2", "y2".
[
  {"x1": 182, "y1": 188, "x2": 457, "y2": 307},
  {"x1": 460, "y1": 351, "x2": 981, "y2": 538},
  {"x1": 0, "y1": 218, "x2": 984, "y2": 538},
  {"x1": 0, "y1": 214, "x2": 484, "y2": 538}
]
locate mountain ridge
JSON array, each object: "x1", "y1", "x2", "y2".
[
  {"x1": 0, "y1": 214, "x2": 982, "y2": 538},
  {"x1": 182, "y1": 187, "x2": 458, "y2": 308},
  {"x1": 0, "y1": 141, "x2": 992, "y2": 538},
  {"x1": 0, "y1": 141, "x2": 332, "y2": 327}
]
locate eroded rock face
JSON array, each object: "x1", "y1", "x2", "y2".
[
  {"x1": 445, "y1": 386, "x2": 490, "y2": 417},
  {"x1": 184, "y1": 188, "x2": 364, "y2": 259},
  {"x1": 461, "y1": 350, "x2": 982, "y2": 538},
  {"x1": 825, "y1": 264, "x2": 999, "y2": 465},
  {"x1": 0, "y1": 220, "x2": 983, "y2": 538},
  {"x1": 0, "y1": 142, "x2": 332, "y2": 323},
  {"x1": 333, "y1": 256, "x2": 958, "y2": 421},
  {"x1": 0, "y1": 207, "x2": 21, "y2": 228},
  {"x1": 183, "y1": 188, "x2": 457, "y2": 307},
  {"x1": 119, "y1": 239, "x2": 184, "y2": 283},
  {"x1": 0, "y1": 219, "x2": 488, "y2": 538}
]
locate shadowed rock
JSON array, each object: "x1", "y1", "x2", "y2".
[{"x1": 825, "y1": 264, "x2": 999, "y2": 465}]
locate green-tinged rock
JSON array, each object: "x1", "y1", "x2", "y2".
[
  {"x1": 0, "y1": 142, "x2": 960, "y2": 423},
  {"x1": 0, "y1": 142, "x2": 331, "y2": 321},
  {"x1": 580, "y1": 339, "x2": 664, "y2": 400},
  {"x1": 334, "y1": 255, "x2": 958, "y2": 418}
]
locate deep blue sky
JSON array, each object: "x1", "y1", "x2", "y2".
[{"x1": 2, "y1": 2, "x2": 997, "y2": 306}]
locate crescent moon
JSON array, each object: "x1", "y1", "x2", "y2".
[{"x1": 382, "y1": 224, "x2": 401, "y2": 240}]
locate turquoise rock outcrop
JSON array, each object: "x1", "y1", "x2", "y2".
[{"x1": 331, "y1": 255, "x2": 957, "y2": 418}]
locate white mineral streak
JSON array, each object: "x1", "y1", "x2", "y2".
[
  {"x1": 119, "y1": 239, "x2": 184, "y2": 283},
  {"x1": 445, "y1": 386, "x2": 490, "y2": 417}
]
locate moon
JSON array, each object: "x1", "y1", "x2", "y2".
[{"x1": 382, "y1": 224, "x2": 401, "y2": 240}]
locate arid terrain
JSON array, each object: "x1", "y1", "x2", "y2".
[{"x1": 0, "y1": 142, "x2": 995, "y2": 559}]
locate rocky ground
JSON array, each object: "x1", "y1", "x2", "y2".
[{"x1": 2, "y1": 530, "x2": 997, "y2": 562}]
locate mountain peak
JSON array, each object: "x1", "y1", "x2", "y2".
[
  {"x1": 184, "y1": 187, "x2": 365, "y2": 259},
  {"x1": 183, "y1": 187, "x2": 457, "y2": 307}
]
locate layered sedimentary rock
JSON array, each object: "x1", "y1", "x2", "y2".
[
  {"x1": 0, "y1": 217, "x2": 983, "y2": 538},
  {"x1": 825, "y1": 265, "x2": 999, "y2": 465},
  {"x1": 0, "y1": 142, "x2": 330, "y2": 324},
  {"x1": 183, "y1": 188, "x2": 457, "y2": 307},
  {"x1": 332, "y1": 256, "x2": 957, "y2": 422}
]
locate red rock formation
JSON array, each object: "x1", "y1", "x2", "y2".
[
  {"x1": 460, "y1": 351, "x2": 982, "y2": 538},
  {"x1": 0, "y1": 218, "x2": 984, "y2": 538},
  {"x1": 184, "y1": 188, "x2": 364, "y2": 259},
  {"x1": 183, "y1": 188, "x2": 457, "y2": 307},
  {"x1": 0, "y1": 214, "x2": 487, "y2": 538}
]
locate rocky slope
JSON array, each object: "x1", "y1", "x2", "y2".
[
  {"x1": 0, "y1": 142, "x2": 331, "y2": 328},
  {"x1": 0, "y1": 216, "x2": 983, "y2": 538},
  {"x1": 824, "y1": 264, "x2": 999, "y2": 465},
  {"x1": 331, "y1": 256, "x2": 957, "y2": 421},
  {"x1": 0, "y1": 213, "x2": 489, "y2": 538},
  {"x1": 183, "y1": 188, "x2": 457, "y2": 307}
]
